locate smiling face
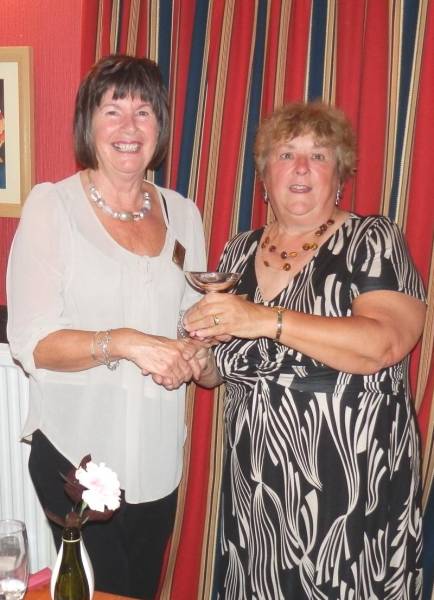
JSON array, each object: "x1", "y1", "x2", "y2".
[
  {"x1": 263, "y1": 132, "x2": 340, "y2": 224},
  {"x1": 91, "y1": 88, "x2": 160, "y2": 179}
]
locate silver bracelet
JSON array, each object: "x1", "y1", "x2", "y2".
[
  {"x1": 177, "y1": 311, "x2": 189, "y2": 339},
  {"x1": 91, "y1": 330, "x2": 120, "y2": 371}
]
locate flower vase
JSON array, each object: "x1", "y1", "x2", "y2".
[{"x1": 50, "y1": 527, "x2": 94, "y2": 600}]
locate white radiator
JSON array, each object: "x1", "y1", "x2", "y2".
[{"x1": 0, "y1": 343, "x2": 56, "y2": 572}]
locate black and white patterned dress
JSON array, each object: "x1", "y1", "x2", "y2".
[{"x1": 212, "y1": 215, "x2": 425, "y2": 600}]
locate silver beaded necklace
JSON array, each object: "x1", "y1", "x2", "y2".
[{"x1": 88, "y1": 175, "x2": 152, "y2": 222}]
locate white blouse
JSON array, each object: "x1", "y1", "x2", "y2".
[{"x1": 7, "y1": 172, "x2": 207, "y2": 503}]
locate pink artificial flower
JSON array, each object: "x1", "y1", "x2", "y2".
[
  {"x1": 46, "y1": 455, "x2": 122, "y2": 529},
  {"x1": 76, "y1": 461, "x2": 121, "y2": 512}
]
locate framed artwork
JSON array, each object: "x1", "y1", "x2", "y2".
[{"x1": 0, "y1": 46, "x2": 34, "y2": 217}]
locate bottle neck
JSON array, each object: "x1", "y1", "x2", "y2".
[{"x1": 62, "y1": 526, "x2": 81, "y2": 542}]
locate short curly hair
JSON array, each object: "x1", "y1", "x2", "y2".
[
  {"x1": 254, "y1": 101, "x2": 357, "y2": 183},
  {"x1": 74, "y1": 54, "x2": 170, "y2": 171}
]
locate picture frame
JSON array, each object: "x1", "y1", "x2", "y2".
[{"x1": 0, "y1": 46, "x2": 34, "y2": 218}]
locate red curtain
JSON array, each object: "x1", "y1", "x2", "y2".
[{"x1": 88, "y1": 1, "x2": 433, "y2": 597}]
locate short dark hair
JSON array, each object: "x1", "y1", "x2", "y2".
[
  {"x1": 254, "y1": 101, "x2": 357, "y2": 183},
  {"x1": 73, "y1": 54, "x2": 170, "y2": 170}
]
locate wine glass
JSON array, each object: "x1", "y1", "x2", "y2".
[
  {"x1": 0, "y1": 520, "x2": 29, "y2": 600},
  {"x1": 184, "y1": 271, "x2": 241, "y2": 293}
]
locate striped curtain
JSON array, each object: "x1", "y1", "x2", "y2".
[{"x1": 86, "y1": 1, "x2": 434, "y2": 597}]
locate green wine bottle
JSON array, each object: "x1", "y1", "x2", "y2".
[{"x1": 53, "y1": 527, "x2": 90, "y2": 600}]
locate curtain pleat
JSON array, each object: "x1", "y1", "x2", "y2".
[{"x1": 90, "y1": 1, "x2": 434, "y2": 597}]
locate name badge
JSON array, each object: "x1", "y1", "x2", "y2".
[{"x1": 172, "y1": 240, "x2": 186, "y2": 269}]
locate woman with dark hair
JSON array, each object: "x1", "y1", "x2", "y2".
[
  {"x1": 185, "y1": 101, "x2": 426, "y2": 599},
  {"x1": 7, "y1": 55, "x2": 207, "y2": 598}
]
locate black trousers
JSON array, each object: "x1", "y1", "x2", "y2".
[{"x1": 29, "y1": 430, "x2": 178, "y2": 599}]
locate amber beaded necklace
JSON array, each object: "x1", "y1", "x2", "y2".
[{"x1": 261, "y1": 218, "x2": 335, "y2": 271}]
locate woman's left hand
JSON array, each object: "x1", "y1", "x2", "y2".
[{"x1": 183, "y1": 293, "x2": 267, "y2": 340}]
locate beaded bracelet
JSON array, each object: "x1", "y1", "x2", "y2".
[
  {"x1": 91, "y1": 330, "x2": 120, "y2": 371},
  {"x1": 274, "y1": 306, "x2": 285, "y2": 341}
]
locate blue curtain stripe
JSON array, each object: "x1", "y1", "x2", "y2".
[
  {"x1": 177, "y1": 0, "x2": 210, "y2": 196},
  {"x1": 238, "y1": 0, "x2": 268, "y2": 232},
  {"x1": 307, "y1": 0, "x2": 327, "y2": 101},
  {"x1": 388, "y1": 0, "x2": 421, "y2": 219}
]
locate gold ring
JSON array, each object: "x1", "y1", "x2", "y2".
[{"x1": 212, "y1": 314, "x2": 220, "y2": 326}]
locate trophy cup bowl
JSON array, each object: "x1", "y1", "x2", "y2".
[{"x1": 184, "y1": 271, "x2": 241, "y2": 293}]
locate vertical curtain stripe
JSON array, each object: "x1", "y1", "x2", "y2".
[
  {"x1": 320, "y1": 0, "x2": 338, "y2": 103},
  {"x1": 387, "y1": 0, "x2": 420, "y2": 223},
  {"x1": 354, "y1": 0, "x2": 389, "y2": 217},
  {"x1": 159, "y1": 385, "x2": 205, "y2": 598},
  {"x1": 156, "y1": 0, "x2": 172, "y2": 89},
  {"x1": 126, "y1": 0, "x2": 141, "y2": 55},
  {"x1": 207, "y1": 0, "x2": 255, "y2": 267},
  {"x1": 116, "y1": 0, "x2": 130, "y2": 53},
  {"x1": 196, "y1": 388, "x2": 225, "y2": 598},
  {"x1": 135, "y1": 1, "x2": 149, "y2": 57},
  {"x1": 405, "y1": 0, "x2": 433, "y2": 290},
  {"x1": 261, "y1": 0, "x2": 283, "y2": 109},
  {"x1": 248, "y1": 0, "x2": 276, "y2": 231},
  {"x1": 238, "y1": 0, "x2": 267, "y2": 232},
  {"x1": 307, "y1": 0, "x2": 327, "y2": 100},
  {"x1": 334, "y1": 0, "x2": 366, "y2": 210},
  {"x1": 283, "y1": 0, "x2": 311, "y2": 103},
  {"x1": 153, "y1": 0, "x2": 173, "y2": 187},
  {"x1": 273, "y1": 1, "x2": 292, "y2": 106},
  {"x1": 110, "y1": 0, "x2": 122, "y2": 53},
  {"x1": 165, "y1": 1, "x2": 196, "y2": 189},
  {"x1": 177, "y1": 1, "x2": 209, "y2": 197},
  {"x1": 95, "y1": 0, "x2": 114, "y2": 59},
  {"x1": 168, "y1": 386, "x2": 216, "y2": 599},
  {"x1": 197, "y1": 0, "x2": 230, "y2": 253},
  {"x1": 147, "y1": 0, "x2": 160, "y2": 63}
]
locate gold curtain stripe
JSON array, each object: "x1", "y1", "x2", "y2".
[
  {"x1": 148, "y1": 0, "x2": 159, "y2": 62},
  {"x1": 381, "y1": 0, "x2": 402, "y2": 218},
  {"x1": 165, "y1": 6, "x2": 181, "y2": 175},
  {"x1": 322, "y1": 0, "x2": 337, "y2": 103},
  {"x1": 95, "y1": 0, "x2": 105, "y2": 61},
  {"x1": 110, "y1": 0, "x2": 121, "y2": 54},
  {"x1": 303, "y1": 2, "x2": 314, "y2": 101},
  {"x1": 189, "y1": 85, "x2": 208, "y2": 199},
  {"x1": 126, "y1": 0, "x2": 141, "y2": 56},
  {"x1": 274, "y1": 1, "x2": 292, "y2": 107}
]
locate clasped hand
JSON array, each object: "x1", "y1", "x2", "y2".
[{"x1": 129, "y1": 333, "x2": 210, "y2": 390}]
